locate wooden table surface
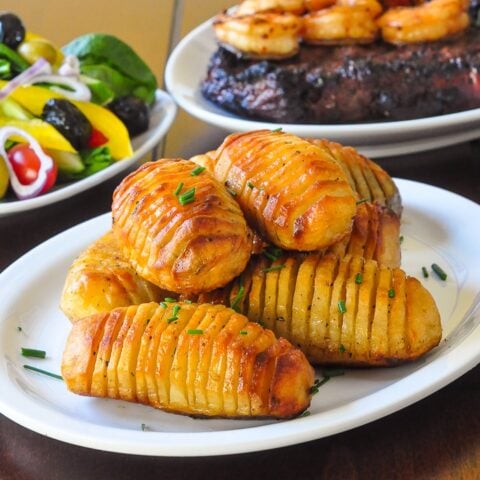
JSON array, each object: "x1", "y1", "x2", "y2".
[{"x1": 0, "y1": 138, "x2": 479, "y2": 480}]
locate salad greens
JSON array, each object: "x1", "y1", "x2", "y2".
[{"x1": 62, "y1": 34, "x2": 157, "y2": 105}]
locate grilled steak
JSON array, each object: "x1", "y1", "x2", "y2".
[{"x1": 201, "y1": 28, "x2": 480, "y2": 124}]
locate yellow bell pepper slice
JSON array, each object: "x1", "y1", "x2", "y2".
[
  {"x1": 0, "y1": 82, "x2": 133, "y2": 160},
  {"x1": 0, "y1": 157, "x2": 8, "y2": 199},
  {"x1": 0, "y1": 117, "x2": 76, "y2": 153}
]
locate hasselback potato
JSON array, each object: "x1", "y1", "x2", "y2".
[
  {"x1": 198, "y1": 130, "x2": 357, "y2": 251},
  {"x1": 61, "y1": 302, "x2": 314, "y2": 418},
  {"x1": 60, "y1": 231, "x2": 166, "y2": 322},
  {"x1": 199, "y1": 252, "x2": 442, "y2": 366},
  {"x1": 111, "y1": 159, "x2": 253, "y2": 295}
]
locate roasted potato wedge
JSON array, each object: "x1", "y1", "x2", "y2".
[
  {"x1": 62, "y1": 302, "x2": 314, "y2": 418},
  {"x1": 60, "y1": 231, "x2": 166, "y2": 322},
  {"x1": 111, "y1": 159, "x2": 253, "y2": 294},
  {"x1": 199, "y1": 130, "x2": 357, "y2": 251},
  {"x1": 201, "y1": 253, "x2": 442, "y2": 366},
  {"x1": 309, "y1": 138, "x2": 402, "y2": 216}
]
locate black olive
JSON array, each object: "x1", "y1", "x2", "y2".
[
  {"x1": 108, "y1": 96, "x2": 149, "y2": 136},
  {"x1": 42, "y1": 99, "x2": 92, "y2": 151},
  {"x1": 0, "y1": 13, "x2": 25, "y2": 49}
]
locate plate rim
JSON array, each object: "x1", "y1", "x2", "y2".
[
  {"x1": 1, "y1": 178, "x2": 480, "y2": 457},
  {"x1": 165, "y1": 19, "x2": 480, "y2": 156},
  {"x1": 0, "y1": 89, "x2": 177, "y2": 217}
]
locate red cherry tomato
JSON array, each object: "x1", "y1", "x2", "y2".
[
  {"x1": 7, "y1": 144, "x2": 57, "y2": 193},
  {"x1": 88, "y1": 128, "x2": 108, "y2": 148}
]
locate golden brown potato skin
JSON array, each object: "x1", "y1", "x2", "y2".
[
  {"x1": 328, "y1": 201, "x2": 401, "y2": 269},
  {"x1": 200, "y1": 252, "x2": 442, "y2": 366},
  {"x1": 112, "y1": 159, "x2": 253, "y2": 295},
  {"x1": 205, "y1": 130, "x2": 357, "y2": 251},
  {"x1": 61, "y1": 302, "x2": 314, "y2": 419},
  {"x1": 309, "y1": 139, "x2": 402, "y2": 217},
  {"x1": 60, "y1": 231, "x2": 167, "y2": 322}
]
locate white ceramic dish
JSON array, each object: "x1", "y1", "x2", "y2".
[
  {"x1": 165, "y1": 19, "x2": 480, "y2": 158},
  {"x1": 0, "y1": 89, "x2": 177, "y2": 217},
  {"x1": 1, "y1": 179, "x2": 480, "y2": 457}
]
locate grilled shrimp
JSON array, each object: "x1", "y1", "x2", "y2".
[
  {"x1": 213, "y1": 12, "x2": 303, "y2": 58},
  {"x1": 336, "y1": 0, "x2": 383, "y2": 16},
  {"x1": 304, "y1": 0, "x2": 337, "y2": 11},
  {"x1": 235, "y1": 0, "x2": 306, "y2": 15},
  {"x1": 377, "y1": 0, "x2": 470, "y2": 44},
  {"x1": 302, "y1": 5, "x2": 380, "y2": 44}
]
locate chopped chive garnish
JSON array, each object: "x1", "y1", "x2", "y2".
[
  {"x1": 178, "y1": 187, "x2": 196, "y2": 205},
  {"x1": 191, "y1": 166, "x2": 205, "y2": 176},
  {"x1": 160, "y1": 302, "x2": 167, "y2": 308},
  {"x1": 356, "y1": 198, "x2": 368, "y2": 205},
  {"x1": 263, "y1": 246, "x2": 283, "y2": 262},
  {"x1": 247, "y1": 181, "x2": 255, "y2": 189},
  {"x1": 23, "y1": 364, "x2": 63, "y2": 380},
  {"x1": 399, "y1": 235, "x2": 404, "y2": 244},
  {"x1": 323, "y1": 368, "x2": 345, "y2": 378},
  {"x1": 166, "y1": 305, "x2": 181, "y2": 323},
  {"x1": 338, "y1": 300, "x2": 347, "y2": 314},
  {"x1": 262, "y1": 264, "x2": 285, "y2": 273},
  {"x1": 310, "y1": 369, "x2": 345, "y2": 395},
  {"x1": 187, "y1": 329, "x2": 203, "y2": 335},
  {"x1": 230, "y1": 285, "x2": 245, "y2": 313},
  {"x1": 174, "y1": 182, "x2": 184, "y2": 196},
  {"x1": 388, "y1": 288, "x2": 395, "y2": 298},
  {"x1": 164, "y1": 297, "x2": 177, "y2": 303},
  {"x1": 141, "y1": 423, "x2": 147, "y2": 431},
  {"x1": 339, "y1": 344, "x2": 346, "y2": 353},
  {"x1": 17, "y1": 326, "x2": 22, "y2": 332},
  {"x1": 271, "y1": 127, "x2": 283, "y2": 132},
  {"x1": 300, "y1": 410, "x2": 311, "y2": 417},
  {"x1": 226, "y1": 187, "x2": 237, "y2": 196},
  {"x1": 183, "y1": 299, "x2": 193, "y2": 304},
  {"x1": 422, "y1": 266, "x2": 429, "y2": 278},
  {"x1": 355, "y1": 273, "x2": 363, "y2": 284},
  {"x1": 239, "y1": 330, "x2": 248, "y2": 335},
  {"x1": 21, "y1": 348, "x2": 46, "y2": 359},
  {"x1": 431, "y1": 263, "x2": 447, "y2": 281}
]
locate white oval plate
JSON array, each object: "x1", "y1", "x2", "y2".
[
  {"x1": 0, "y1": 89, "x2": 177, "y2": 217},
  {"x1": 0, "y1": 179, "x2": 480, "y2": 456},
  {"x1": 165, "y1": 19, "x2": 480, "y2": 158}
]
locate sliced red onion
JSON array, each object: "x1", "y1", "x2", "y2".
[
  {"x1": 0, "y1": 127, "x2": 55, "y2": 200},
  {"x1": 0, "y1": 58, "x2": 51, "y2": 100},
  {"x1": 57, "y1": 55, "x2": 81, "y2": 77},
  {"x1": 27, "y1": 74, "x2": 91, "y2": 101}
]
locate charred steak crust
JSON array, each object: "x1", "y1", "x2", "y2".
[{"x1": 201, "y1": 28, "x2": 480, "y2": 124}]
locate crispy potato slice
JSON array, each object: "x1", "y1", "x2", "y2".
[
  {"x1": 263, "y1": 258, "x2": 284, "y2": 330},
  {"x1": 62, "y1": 302, "x2": 314, "y2": 418},
  {"x1": 91, "y1": 309, "x2": 125, "y2": 398},
  {"x1": 276, "y1": 255, "x2": 300, "y2": 339},
  {"x1": 117, "y1": 303, "x2": 156, "y2": 401},
  {"x1": 291, "y1": 253, "x2": 320, "y2": 347},
  {"x1": 308, "y1": 253, "x2": 338, "y2": 359},
  {"x1": 135, "y1": 305, "x2": 168, "y2": 404}
]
